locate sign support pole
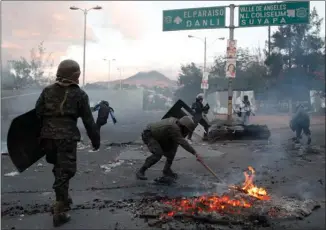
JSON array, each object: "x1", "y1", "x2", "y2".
[
  {"x1": 227, "y1": 4, "x2": 235, "y2": 122},
  {"x1": 203, "y1": 37, "x2": 207, "y2": 100}
]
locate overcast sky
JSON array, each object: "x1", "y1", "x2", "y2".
[{"x1": 1, "y1": 1, "x2": 325, "y2": 83}]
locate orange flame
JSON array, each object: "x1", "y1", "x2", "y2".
[
  {"x1": 162, "y1": 195, "x2": 252, "y2": 218},
  {"x1": 241, "y1": 166, "x2": 270, "y2": 200},
  {"x1": 159, "y1": 166, "x2": 270, "y2": 218}
]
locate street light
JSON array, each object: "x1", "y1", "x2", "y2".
[
  {"x1": 117, "y1": 68, "x2": 122, "y2": 90},
  {"x1": 103, "y1": 58, "x2": 116, "y2": 89},
  {"x1": 188, "y1": 35, "x2": 225, "y2": 98},
  {"x1": 70, "y1": 5, "x2": 102, "y2": 87}
]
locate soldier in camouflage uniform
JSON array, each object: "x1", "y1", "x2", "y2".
[
  {"x1": 35, "y1": 59, "x2": 100, "y2": 227},
  {"x1": 136, "y1": 116, "x2": 202, "y2": 180}
]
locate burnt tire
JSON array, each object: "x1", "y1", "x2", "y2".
[{"x1": 244, "y1": 125, "x2": 271, "y2": 140}]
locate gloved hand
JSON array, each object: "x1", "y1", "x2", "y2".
[{"x1": 195, "y1": 153, "x2": 202, "y2": 162}]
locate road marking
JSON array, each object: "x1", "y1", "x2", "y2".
[{"x1": 1, "y1": 92, "x2": 39, "y2": 100}]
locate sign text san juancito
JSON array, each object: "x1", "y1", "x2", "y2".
[
  {"x1": 238, "y1": 1, "x2": 310, "y2": 27},
  {"x1": 163, "y1": 6, "x2": 226, "y2": 32}
]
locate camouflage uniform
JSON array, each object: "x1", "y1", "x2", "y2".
[
  {"x1": 136, "y1": 116, "x2": 197, "y2": 180},
  {"x1": 35, "y1": 59, "x2": 100, "y2": 227},
  {"x1": 290, "y1": 104, "x2": 311, "y2": 144}
]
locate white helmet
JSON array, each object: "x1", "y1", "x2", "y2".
[{"x1": 196, "y1": 93, "x2": 204, "y2": 100}]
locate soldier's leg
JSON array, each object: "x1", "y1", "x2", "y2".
[
  {"x1": 302, "y1": 126, "x2": 311, "y2": 145},
  {"x1": 136, "y1": 138, "x2": 164, "y2": 180},
  {"x1": 52, "y1": 139, "x2": 77, "y2": 227},
  {"x1": 295, "y1": 126, "x2": 303, "y2": 143},
  {"x1": 163, "y1": 146, "x2": 178, "y2": 178}
]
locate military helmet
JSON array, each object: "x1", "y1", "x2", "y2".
[
  {"x1": 100, "y1": 100, "x2": 109, "y2": 107},
  {"x1": 196, "y1": 93, "x2": 204, "y2": 100},
  {"x1": 179, "y1": 116, "x2": 196, "y2": 132},
  {"x1": 56, "y1": 59, "x2": 81, "y2": 80}
]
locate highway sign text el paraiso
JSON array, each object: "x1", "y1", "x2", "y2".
[
  {"x1": 238, "y1": 1, "x2": 310, "y2": 27},
  {"x1": 163, "y1": 6, "x2": 226, "y2": 31}
]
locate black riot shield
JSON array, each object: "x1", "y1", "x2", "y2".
[
  {"x1": 162, "y1": 99, "x2": 210, "y2": 129},
  {"x1": 7, "y1": 109, "x2": 44, "y2": 173}
]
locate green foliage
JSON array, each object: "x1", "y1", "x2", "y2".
[
  {"x1": 174, "y1": 62, "x2": 203, "y2": 104},
  {"x1": 4, "y1": 41, "x2": 54, "y2": 89},
  {"x1": 265, "y1": 7, "x2": 325, "y2": 75},
  {"x1": 264, "y1": 7, "x2": 325, "y2": 99}
]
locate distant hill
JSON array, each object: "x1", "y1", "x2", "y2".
[{"x1": 109, "y1": 71, "x2": 176, "y2": 87}]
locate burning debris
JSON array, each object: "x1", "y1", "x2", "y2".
[
  {"x1": 136, "y1": 166, "x2": 321, "y2": 228},
  {"x1": 231, "y1": 166, "x2": 270, "y2": 201}
]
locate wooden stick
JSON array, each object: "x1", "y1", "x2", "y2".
[{"x1": 197, "y1": 158, "x2": 224, "y2": 183}]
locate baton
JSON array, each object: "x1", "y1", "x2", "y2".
[{"x1": 197, "y1": 157, "x2": 224, "y2": 183}]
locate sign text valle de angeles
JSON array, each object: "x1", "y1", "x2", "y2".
[{"x1": 238, "y1": 1, "x2": 310, "y2": 27}]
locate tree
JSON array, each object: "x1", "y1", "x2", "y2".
[
  {"x1": 265, "y1": 7, "x2": 325, "y2": 84},
  {"x1": 209, "y1": 47, "x2": 268, "y2": 93},
  {"x1": 174, "y1": 62, "x2": 202, "y2": 104},
  {"x1": 1, "y1": 65, "x2": 16, "y2": 89},
  {"x1": 6, "y1": 41, "x2": 54, "y2": 89}
]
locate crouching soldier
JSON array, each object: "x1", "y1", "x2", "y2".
[
  {"x1": 91, "y1": 100, "x2": 117, "y2": 132},
  {"x1": 136, "y1": 116, "x2": 202, "y2": 180},
  {"x1": 188, "y1": 93, "x2": 210, "y2": 141},
  {"x1": 35, "y1": 59, "x2": 100, "y2": 227},
  {"x1": 290, "y1": 104, "x2": 311, "y2": 145}
]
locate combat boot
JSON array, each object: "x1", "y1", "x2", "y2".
[
  {"x1": 136, "y1": 167, "x2": 148, "y2": 180},
  {"x1": 53, "y1": 201, "x2": 71, "y2": 227},
  {"x1": 307, "y1": 135, "x2": 312, "y2": 145},
  {"x1": 163, "y1": 168, "x2": 178, "y2": 179},
  {"x1": 51, "y1": 195, "x2": 73, "y2": 214}
]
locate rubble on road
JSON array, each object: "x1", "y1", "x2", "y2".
[{"x1": 135, "y1": 194, "x2": 321, "y2": 229}]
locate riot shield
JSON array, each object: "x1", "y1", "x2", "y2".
[
  {"x1": 162, "y1": 99, "x2": 210, "y2": 129},
  {"x1": 7, "y1": 109, "x2": 44, "y2": 173}
]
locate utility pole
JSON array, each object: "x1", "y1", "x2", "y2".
[
  {"x1": 203, "y1": 37, "x2": 207, "y2": 99},
  {"x1": 69, "y1": 5, "x2": 102, "y2": 88},
  {"x1": 103, "y1": 58, "x2": 116, "y2": 90},
  {"x1": 188, "y1": 35, "x2": 225, "y2": 101},
  {"x1": 268, "y1": 26, "x2": 271, "y2": 57},
  {"x1": 82, "y1": 11, "x2": 87, "y2": 88},
  {"x1": 117, "y1": 68, "x2": 122, "y2": 90},
  {"x1": 227, "y1": 4, "x2": 235, "y2": 122}
]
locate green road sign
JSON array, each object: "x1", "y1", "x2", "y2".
[
  {"x1": 238, "y1": 1, "x2": 310, "y2": 27},
  {"x1": 163, "y1": 6, "x2": 226, "y2": 32}
]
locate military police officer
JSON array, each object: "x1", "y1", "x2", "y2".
[
  {"x1": 35, "y1": 59, "x2": 100, "y2": 227},
  {"x1": 136, "y1": 116, "x2": 202, "y2": 180},
  {"x1": 188, "y1": 93, "x2": 210, "y2": 141}
]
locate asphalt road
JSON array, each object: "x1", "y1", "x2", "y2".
[{"x1": 1, "y1": 123, "x2": 325, "y2": 229}]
